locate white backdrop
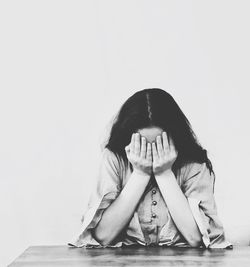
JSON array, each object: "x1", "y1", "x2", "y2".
[{"x1": 1, "y1": 1, "x2": 250, "y2": 266}]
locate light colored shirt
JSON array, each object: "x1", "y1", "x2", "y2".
[{"x1": 68, "y1": 148, "x2": 233, "y2": 249}]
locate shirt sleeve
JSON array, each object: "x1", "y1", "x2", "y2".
[
  {"x1": 67, "y1": 148, "x2": 123, "y2": 248},
  {"x1": 182, "y1": 162, "x2": 233, "y2": 249}
]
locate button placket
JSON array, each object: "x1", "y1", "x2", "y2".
[{"x1": 151, "y1": 187, "x2": 159, "y2": 220}]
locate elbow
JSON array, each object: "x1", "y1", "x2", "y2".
[
  {"x1": 188, "y1": 240, "x2": 202, "y2": 248},
  {"x1": 95, "y1": 236, "x2": 112, "y2": 247},
  {"x1": 91, "y1": 228, "x2": 113, "y2": 247},
  {"x1": 186, "y1": 234, "x2": 203, "y2": 248}
]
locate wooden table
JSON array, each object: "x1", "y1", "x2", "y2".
[{"x1": 8, "y1": 245, "x2": 250, "y2": 267}]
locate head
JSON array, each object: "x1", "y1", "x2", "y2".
[
  {"x1": 104, "y1": 88, "x2": 214, "y2": 176},
  {"x1": 137, "y1": 126, "x2": 164, "y2": 144}
]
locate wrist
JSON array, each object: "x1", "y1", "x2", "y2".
[
  {"x1": 154, "y1": 169, "x2": 174, "y2": 179},
  {"x1": 132, "y1": 169, "x2": 151, "y2": 179},
  {"x1": 154, "y1": 169, "x2": 177, "y2": 189}
]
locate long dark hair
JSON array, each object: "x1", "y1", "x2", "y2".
[{"x1": 104, "y1": 88, "x2": 215, "y2": 191}]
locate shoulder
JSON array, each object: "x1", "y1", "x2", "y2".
[
  {"x1": 101, "y1": 148, "x2": 123, "y2": 176},
  {"x1": 102, "y1": 147, "x2": 116, "y2": 159},
  {"x1": 180, "y1": 161, "x2": 213, "y2": 183},
  {"x1": 178, "y1": 161, "x2": 216, "y2": 194},
  {"x1": 102, "y1": 147, "x2": 120, "y2": 163},
  {"x1": 184, "y1": 161, "x2": 205, "y2": 177},
  {"x1": 180, "y1": 161, "x2": 216, "y2": 200}
]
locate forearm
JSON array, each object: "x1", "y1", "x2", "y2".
[
  {"x1": 155, "y1": 170, "x2": 202, "y2": 247},
  {"x1": 93, "y1": 170, "x2": 151, "y2": 246}
]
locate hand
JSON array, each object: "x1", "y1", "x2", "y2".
[
  {"x1": 125, "y1": 133, "x2": 153, "y2": 176},
  {"x1": 152, "y1": 131, "x2": 178, "y2": 175}
]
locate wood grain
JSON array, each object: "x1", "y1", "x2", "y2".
[{"x1": 8, "y1": 245, "x2": 250, "y2": 267}]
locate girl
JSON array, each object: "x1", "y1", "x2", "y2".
[{"x1": 68, "y1": 88, "x2": 232, "y2": 249}]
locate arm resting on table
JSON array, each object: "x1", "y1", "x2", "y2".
[
  {"x1": 155, "y1": 170, "x2": 202, "y2": 247},
  {"x1": 93, "y1": 171, "x2": 151, "y2": 246}
]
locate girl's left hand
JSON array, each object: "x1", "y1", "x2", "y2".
[{"x1": 152, "y1": 131, "x2": 178, "y2": 175}]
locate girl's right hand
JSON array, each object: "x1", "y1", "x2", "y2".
[{"x1": 125, "y1": 133, "x2": 153, "y2": 176}]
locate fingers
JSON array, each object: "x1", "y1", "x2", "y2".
[
  {"x1": 127, "y1": 133, "x2": 148, "y2": 158},
  {"x1": 156, "y1": 135, "x2": 164, "y2": 157},
  {"x1": 152, "y1": 142, "x2": 159, "y2": 160},
  {"x1": 162, "y1": 131, "x2": 169, "y2": 152},
  {"x1": 134, "y1": 133, "x2": 140, "y2": 156},
  {"x1": 146, "y1": 142, "x2": 152, "y2": 161},
  {"x1": 169, "y1": 136, "x2": 178, "y2": 156},
  {"x1": 127, "y1": 132, "x2": 176, "y2": 160},
  {"x1": 130, "y1": 133, "x2": 135, "y2": 154},
  {"x1": 125, "y1": 144, "x2": 130, "y2": 155},
  {"x1": 140, "y1": 136, "x2": 147, "y2": 158},
  {"x1": 169, "y1": 136, "x2": 174, "y2": 151}
]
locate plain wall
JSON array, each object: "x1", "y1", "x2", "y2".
[{"x1": 1, "y1": 1, "x2": 250, "y2": 266}]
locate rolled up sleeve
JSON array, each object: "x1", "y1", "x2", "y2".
[
  {"x1": 67, "y1": 148, "x2": 123, "y2": 248},
  {"x1": 183, "y1": 162, "x2": 233, "y2": 249}
]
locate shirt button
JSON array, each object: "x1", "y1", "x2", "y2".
[
  {"x1": 152, "y1": 201, "x2": 157, "y2": 205},
  {"x1": 152, "y1": 190, "x2": 156, "y2": 194},
  {"x1": 152, "y1": 213, "x2": 156, "y2": 218}
]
